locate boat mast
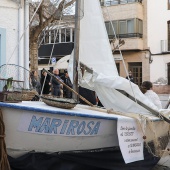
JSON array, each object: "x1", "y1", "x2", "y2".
[{"x1": 73, "y1": 0, "x2": 81, "y2": 100}]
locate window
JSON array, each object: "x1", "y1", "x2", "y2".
[
  {"x1": 120, "y1": 0, "x2": 127, "y2": 4},
  {"x1": 168, "y1": 63, "x2": 170, "y2": 85},
  {"x1": 137, "y1": 19, "x2": 143, "y2": 34},
  {"x1": 0, "y1": 28, "x2": 6, "y2": 66},
  {"x1": 39, "y1": 27, "x2": 74, "y2": 45},
  {"x1": 105, "y1": 18, "x2": 143, "y2": 39},
  {"x1": 168, "y1": 21, "x2": 170, "y2": 51},
  {"x1": 129, "y1": 62, "x2": 142, "y2": 86},
  {"x1": 105, "y1": 21, "x2": 118, "y2": 38},
  {"x1": 168, "y1": 0, "x2": 170, "y2": 10},
  {"x1": 66, "y1": 28, "x2": 71, "y2": 42},
  {"x1": 101, "y1": 0, "x2": 142, "y2": 6},
  {"x1": 127, "y1": 19, "x2": 134, "y2": 33},
  {"x1": 45, "y1": 31, "x2": 50, "y2": 44},
  {"x1": 61, "y1": 29, "x2": 66, "y2": 42},
  {"x1": 119, "y1": 21, "x2": 126, "y2": 35},
  {"x1": 51, "y1": 30, "x2": 55, "y2": 43}
]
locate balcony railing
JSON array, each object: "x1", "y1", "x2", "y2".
[
  {"x1": 100, "y1": 0, "x2": 142, "y2": 6},
  {"x1": 108, "y1": 33, "x2": 143, "y2": 39}
]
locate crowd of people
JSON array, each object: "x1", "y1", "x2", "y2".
[
  {"x1": 30, "y1": 69, "x2": 169, "y2": 110},
  {"x1": 30, "y1": 68, "x2": 73, "y2": 99}
]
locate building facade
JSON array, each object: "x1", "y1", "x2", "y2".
[
  {"x1": 0, "y1": 0, "x2": 29, "y2": 70},
  {"x1": 38, "y1": 25, "x2": 74, "y2": 71},
  {"x1": 101, "y1": 0, "x2": 170, "y2": 93}
]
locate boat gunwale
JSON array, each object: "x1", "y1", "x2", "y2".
[{"x1": 0, "y1": 101, "x2": 161, "y2": 122}]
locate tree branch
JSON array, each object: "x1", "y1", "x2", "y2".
[{"x1": 64, "y1": 0, "x2": 76, "y2": 9}]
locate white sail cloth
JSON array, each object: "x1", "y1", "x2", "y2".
[
  {"x1": 80, "y1": 71, "x2": 159, "y2": 114},
  {"x1": 68, "y1": 0, "x2": 159, "y2": 115},
  {"x1": 78, "y1": 0, "x2": 118, "y2": 76}
]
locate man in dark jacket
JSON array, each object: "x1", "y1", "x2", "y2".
[
  {"x1": 52, "y1": 68, "x2": 63, "y2": 97},
  {"x1": 62, "y1": 71, "x2": 72, "y2": 98}
]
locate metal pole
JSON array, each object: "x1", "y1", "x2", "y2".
[{"x1": 72, "y1": 0, "x2": 81, "y2": 101}]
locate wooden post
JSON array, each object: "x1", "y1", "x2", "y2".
[{"x1": 72, "y1": 0, "x2": 81, "y2": 101}]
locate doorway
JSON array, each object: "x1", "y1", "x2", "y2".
[{"x1": 129, "y1": 62, "x2": 142, "y2": 86}]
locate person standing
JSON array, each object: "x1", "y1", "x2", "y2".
[
  {"x1": 79, "y1": 86, "x2": 96, "y2": 105},
  {"x1": 52, "y1": 68, "x2": 63, "y2": 97},
  {"x1": 141, "y1": 81, "x2": 162, "y2": 110},
  {"x1": 30, "y1": 71, "x2": 41, "y2": 95},
  {"x1": 62, "y1": 70, "x2": 72, "y2": 98},
  {"x1": 126, "y1": 71, "x2": 134, "y2": 83},
  {"x1": 40, "y1": 71, "x2": 51, "y2": 95}
]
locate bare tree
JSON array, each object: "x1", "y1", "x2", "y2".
[{"x1": 29, "y1": 0, "x2": 75, "y2": 72}]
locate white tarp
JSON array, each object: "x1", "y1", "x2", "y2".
[
  {"x1": 56, "y1": 55, "x2": 70, "y2": 69},
  {"x1": 77, "y1": 0, "x2": 159, "y2": 114}
]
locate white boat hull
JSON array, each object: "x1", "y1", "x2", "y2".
[
  {"x1": 2, "y1": 101, "x2": 119, "y2": 158},
  {"x1": 0, "y1": 101, "x2": 169, "y2": 163}
]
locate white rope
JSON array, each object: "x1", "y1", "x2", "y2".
[{"x1": 105, "y1": 5, "x2": 138, "y2": 103}]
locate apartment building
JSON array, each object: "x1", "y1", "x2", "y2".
[{"x1": 100, "y1": 0, "x2": 170, "y2": 93}]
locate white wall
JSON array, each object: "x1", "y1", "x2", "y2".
[
  {"x1": 150, "y1": 54, "x2": 170, "y2": 83},
  {"x1": 0, "y1": 0, "x2": 28, "y2": 67},
  {"x1": 147, "y1": 0, "x2": 170, "y2": 54},
  {"x1": 147, "y1": 0, "x2": 170, "y2": 84}
]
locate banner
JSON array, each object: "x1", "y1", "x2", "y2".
[{"x1": 117, "y1": 117, "x2": 144, "y2": 163}]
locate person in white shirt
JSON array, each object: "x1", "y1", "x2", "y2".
[{"x1": 141, "y1": 81, "x2": 162, "y2": 110}]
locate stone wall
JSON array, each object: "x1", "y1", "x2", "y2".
[{"x1": 153, "y1": 85, "x2": 170, "y2": 94}]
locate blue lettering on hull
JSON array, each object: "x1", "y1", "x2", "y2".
[{"x1": 28, "y1": 115, "x2": 101, "y2": 136}]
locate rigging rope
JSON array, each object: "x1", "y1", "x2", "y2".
[
  {"x1": 0, "y1": 109, "x2": 11, "y2": 170},
  {"x1": 105, "y1": 5, "x2": 138, "y2": 104}
]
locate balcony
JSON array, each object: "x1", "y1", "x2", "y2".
[
  {"x1": 111, "y1": 37, "x2": 143, "y2": 51},
  {"x1": 100, "y1": 0, "x2": 142, "y2": 6},
  {"x1": 161, "y1": 40, "x2": 170, "y2": 53}
]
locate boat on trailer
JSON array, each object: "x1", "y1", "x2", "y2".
[{"x1": 0, "y1": 0, "x2": 170, "y2": 169}]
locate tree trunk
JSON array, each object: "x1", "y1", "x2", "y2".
[{"x1": 30, "y1": 42, "x2": 38, "y2": 73}]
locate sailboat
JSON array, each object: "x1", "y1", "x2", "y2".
[{"x1": 0, "y1": 0, "x2": 170, "y2": 169}]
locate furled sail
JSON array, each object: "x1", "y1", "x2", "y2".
[{"x1": 69, "y1": 0, "x2": 159, "y2": 114}]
